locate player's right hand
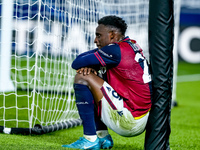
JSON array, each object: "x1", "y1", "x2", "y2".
[{"x1": 77, "y1": 67, "x2": 97, "y2": 76}]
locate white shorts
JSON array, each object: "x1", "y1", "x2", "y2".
[{"x1": 99, "y1": 81, "x2": 149, "y2": 137}]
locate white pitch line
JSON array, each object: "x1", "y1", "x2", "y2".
[{"x1": 177, "y1": 74, "x2": 200, "y2": 83}]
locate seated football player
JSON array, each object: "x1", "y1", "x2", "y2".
[{"x1": 62, "y1": 15, "x2": 152, "y2": 150}]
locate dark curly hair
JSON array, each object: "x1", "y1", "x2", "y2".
[{"x1": 98, "y1": 15, "x2": 127, "y2": 36}]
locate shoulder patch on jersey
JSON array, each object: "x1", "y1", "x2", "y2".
[
  {"x1": 108, "y1": 43, "x2": 115, "y2": 46},
  {"x1": 98, "y1": 49, "x2": 113, "y2": 58}
]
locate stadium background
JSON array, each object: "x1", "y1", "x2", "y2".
[{"x1": 0, "y1": 1, "x2": 199, "y2": 64}]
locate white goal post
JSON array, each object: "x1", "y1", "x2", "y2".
[
  {"x1": 0, "y1": 0, "x2": 15, "y2": 92},
  {"x1": 0, "y1": 0, "x2": 181, "y2": 134}
]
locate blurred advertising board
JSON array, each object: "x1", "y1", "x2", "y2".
[{"x1": 178, "y1": 1, "x2": 200, "y2": 63}]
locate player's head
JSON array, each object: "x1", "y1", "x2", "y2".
[
  {"x1": 94, "y1": 15, "x2": 127, "y2": 49},
  {"x1": 98, "y1": 15, "x2": 127, "y2": 36}
]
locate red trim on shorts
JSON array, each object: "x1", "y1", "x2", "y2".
[{"x1": 101, "y1": 86, "x2": 117, "y2": 110}]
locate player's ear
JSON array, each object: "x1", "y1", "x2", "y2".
[
  {"x1": 110, "y1": 30, "x2": 120, "y2": 43},
  {"x1": 109, "y1": 30, "x2": 115, "y2": 40}
]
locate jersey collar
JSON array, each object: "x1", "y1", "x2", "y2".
[{"x1": 119, "y1": 36, "x2": 130, "y2": 42}]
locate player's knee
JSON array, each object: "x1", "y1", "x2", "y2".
[{"x1": 74, "y1": 73, "x2": 89, "y2": 86}]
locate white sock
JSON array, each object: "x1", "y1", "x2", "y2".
[
  {"x1": 84, "y1": 134, "x2": 97, "y2": 142},
  {"x1": 96, "y1": 130, "x2": 109, "y2": 138}
]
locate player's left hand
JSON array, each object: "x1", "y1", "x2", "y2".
[{"x1": 77, "y1": 67, "x2": 97, "y2": 76}]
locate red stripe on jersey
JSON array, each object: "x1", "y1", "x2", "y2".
[{"x1": 94, "y1": 52, "x2": 106, "y2": 66}]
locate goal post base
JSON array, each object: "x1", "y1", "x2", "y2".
[
  {"x1": 0, "y1": 79, "x2": 15, "y2": 92},
  {"x1": 0, "y1": 119, "x2": 82, "y2": 135}
]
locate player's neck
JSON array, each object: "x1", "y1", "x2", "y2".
[{"x1": 118, "y1": 35, "x2": 125, "y2": 42}]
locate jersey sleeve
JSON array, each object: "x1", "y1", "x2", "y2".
[
  {"x1": 71, "y1": 43, "x2": 121, "y2": 70},
  {"x1": 94, "y1": 43, "x2": 121, "y2": 67}
]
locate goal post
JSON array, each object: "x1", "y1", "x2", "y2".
[
  {"x1": 0, "y1": 0, "x2": 181, "y2": 135},
  {"x1": 0, "y1": 0, "x2": 15, "y2": 92},
  {"x1": 172, "y1": 0, "x2": 182, "y2": 107},
  {"x1": 145, "y1": 0, "x2": 181, "y2": 148}
]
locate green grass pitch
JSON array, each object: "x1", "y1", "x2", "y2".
[{"x1": 0, "y1": 62, "x2": 200, "y2": 150}]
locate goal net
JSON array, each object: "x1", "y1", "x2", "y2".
[{"x1": 0, "y1": 0, "x2": 181, "y2": 134}]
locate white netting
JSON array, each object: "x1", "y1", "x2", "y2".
[{"x1": 0, "y1": 0, "x2": 181, "y2": 130}]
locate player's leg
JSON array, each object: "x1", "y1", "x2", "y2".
[
  {"x1": 74, "y1": 71, "x2": 104, "y2": 103},
  {"x1": 62, "y1": 73, "x2": 101, "y2": 149},
  {"x1": 74, "y1": 72, "x2": 113, "y2": 149},
  {"x1": 62, "y1": 72, "x2": 112, "y2": 149}
]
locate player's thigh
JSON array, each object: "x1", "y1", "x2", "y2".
[{"x1": 99, "y1": 82, "x2": 148, "y2": 137}]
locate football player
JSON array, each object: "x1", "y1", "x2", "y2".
[{"x1": 62, "y1": 15, "x2": 152, "y2": 150}]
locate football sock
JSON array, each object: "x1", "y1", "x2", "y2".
[
  {"x1": 74, "y1": 84, "x2": 96, "y2": 136},
  {"x1": 96, "y1": 130, "x2": 109, "y2": 138},
  {"x1": 95, "y1": 111, "x2": 108, "y2": 131},
  {"x1": 84, "y1": 135, "x2": 98, "y2": 142},
  {"x1": 94, "y1": 106, "x2": 109, "y2": 138}
]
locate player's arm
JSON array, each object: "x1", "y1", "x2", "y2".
[
  {"x1": 71, "y1": 50, "x2": 100, "y2": 70},
  {"x1": 74, "y1": 49, "x2": 98, "y2": 60},
  {"x1": 71, "y1": 43, "x2": 121, "y2": 70}
]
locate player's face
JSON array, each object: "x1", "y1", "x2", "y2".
[{"x1": 94, "y1": 24, "x2": 113, "y2": 49}]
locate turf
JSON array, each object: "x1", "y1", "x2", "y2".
[{"x1": 0, "y1": 62, "x2": 200, "y2": 150}]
